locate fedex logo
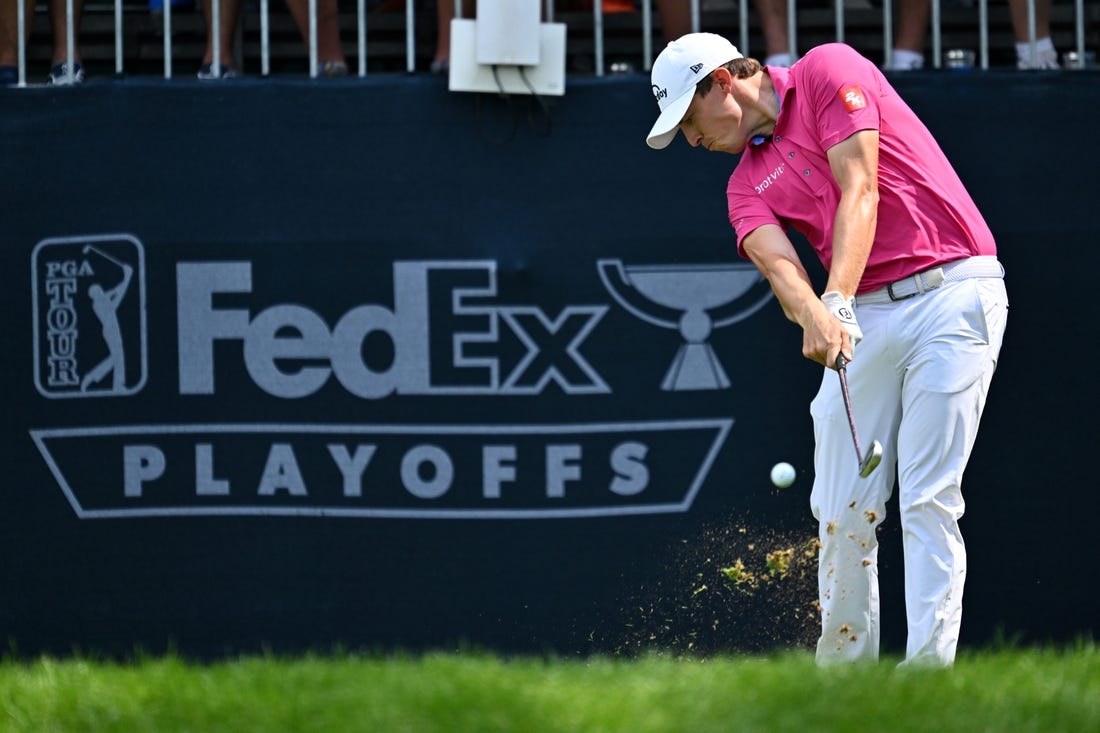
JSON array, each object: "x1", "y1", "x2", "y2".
[{"x1": 177, "y1": 260, "x2": 609, "y2": 399}]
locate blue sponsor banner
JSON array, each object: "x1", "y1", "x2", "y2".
[{"x1": 2, "y1": 74, "x2": 1098, "y2": 656}]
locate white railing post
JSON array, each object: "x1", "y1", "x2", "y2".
[
  {"x1": 1073, "y1": 0, "x2": 1085, "y2": 67},
  {"x1": 931, "y1": 0, "x2": 941, "y2": 68},
  {"x1": 593, "y1": 0, "x2": 604, "y2": 77},
  {"x1": 406, "y1": 0, "x2": 414, "y2": 72},
  {"x1": 786, "y1": 0, "x2": 796, "y2": 61},
  {"x1": 738, "y1": 0, "x2": 748, "y2": 57},
  {"x1": 1026, "y1": 0, "x2": 1037, "y2": 62},
  {"x1": 882, "y1": 0, "x2": 893, "y2": 68},
  {"x1": 262, "y1": 0, "x2": 270, "y2": 76},
  {"x1": 115, "y1": 0, "x2": 123, "y2": 75},
  {"x1": 16, "y1": 0, "x2": 26, "y2": 86},
  {"x1": 357, "y1": 0, "x2": 366, "y2": 76},
  {"x1": 213, "y1": 0, "x2": 221, "y2": 76},
  {"x1": 979, "y1": 0, "x2": 988, "y2": 69},
  {"x1": 65, "y1": 0, "x2": 75, "y2": 82},
  {"x1": 309, "y1": 0, "x2": 318, "y2": 77}
]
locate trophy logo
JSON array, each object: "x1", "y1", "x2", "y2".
[{"x1": 598, "y1": 259, "x2": 773, "y2": 391}]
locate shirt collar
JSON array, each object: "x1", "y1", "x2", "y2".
[{"x1": 763, "y1": 65, "x2": 794, "y2": 140}]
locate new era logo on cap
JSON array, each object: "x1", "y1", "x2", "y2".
[{"x1": 646, "y1": 33, "x2": 743, "y2": 150}]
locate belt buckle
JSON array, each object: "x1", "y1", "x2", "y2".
[{"x1": 886, "y1": 276, "x2": 918, "y2": 302}]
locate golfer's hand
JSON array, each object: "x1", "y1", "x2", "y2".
[
  {"x1": 800, "y1": 298, "x2": 852, "y2": 369},
  {"x1": 821, "y1": 291, "x2": 863, "y2": 351}
]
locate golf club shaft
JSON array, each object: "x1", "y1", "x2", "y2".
[
  {"x1": 835, "y1": 354, "x2": 865, "y2": 464},
  {"x1": 85, "y1": 245, "x2": 127, "y2": 271}
]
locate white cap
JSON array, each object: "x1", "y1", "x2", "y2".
[{"x1": 646, "y1": 33, "x2": 743, "y2": 150}]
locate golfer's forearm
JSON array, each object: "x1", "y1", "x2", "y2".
[
  {"x1": 742, "y1": 224, "x2": 818, "y2": 325},
  {"x1": 760, "y1": 256, "x2": 820, "y2": 328},
  {"x1": 825, "y1": 192, "x2": 877, "y2": 297}
]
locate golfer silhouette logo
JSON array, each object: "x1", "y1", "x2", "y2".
[
  {"x1": 81, "y1": 247, "x2": 133, "y2": 392},
  {"x1": 31, "y1": 235, "x2": 148, "y2": 399}
]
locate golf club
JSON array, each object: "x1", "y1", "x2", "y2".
[
  {"x1": 83, "y1": 244, "x2": 130, "y2": 272},
  {"x1": 836, "y1": 354, "x2": 883, "y2": 478}
]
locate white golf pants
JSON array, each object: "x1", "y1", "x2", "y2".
[{"x1": 808, "y1": 272, "x2": 1008, "y2": 666}]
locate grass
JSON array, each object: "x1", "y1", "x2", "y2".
[{"x1": 1, "y1": 642, "x2": 1097, "y2": 733}]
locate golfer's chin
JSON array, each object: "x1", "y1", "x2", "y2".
[{"x1": 710, "y1": 140, "x2": 744, "y2": 155}]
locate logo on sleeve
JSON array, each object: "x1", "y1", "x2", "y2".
[{"x1": 839, "y1": 85, "x2": 866, "y2": 112}]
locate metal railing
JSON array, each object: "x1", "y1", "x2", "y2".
[{"x1": 6, "y1": 0, "x2": 1095, "y2": 87}]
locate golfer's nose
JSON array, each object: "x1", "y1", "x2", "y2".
[{"x1": 681, "y1": 123, "x2": 701, "y2": 147}]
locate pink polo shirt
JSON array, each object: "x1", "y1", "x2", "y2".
[{"x1": 729, "y1": 43, "x2": 996, "y2": 294}]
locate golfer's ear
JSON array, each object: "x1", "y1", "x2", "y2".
[{"x1": 712, "y1": 66, "x2": 734, "y2": 92}]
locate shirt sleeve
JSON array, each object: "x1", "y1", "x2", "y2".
[
  {"x1": 799, "y1": 44, "x2": 883, "y2": 151},
  {"x1": 728, "y1": 174, "x2": 780, "y2": 259}
]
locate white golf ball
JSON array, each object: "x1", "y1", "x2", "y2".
[{"x1": 770, "y1": 462, "x2": 796, "y2": 488}]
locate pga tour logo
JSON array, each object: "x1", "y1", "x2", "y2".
[{"x1": 31, "y1": 234, "x2": 148, "y2": 398}]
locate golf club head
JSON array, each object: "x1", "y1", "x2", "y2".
[{"x1": 859, "y1": 440, "x2": 884, "y2": 478}]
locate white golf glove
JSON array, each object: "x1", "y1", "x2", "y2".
[{"x1": 821, "y1": 291, "x2": 863, "y2": 349}]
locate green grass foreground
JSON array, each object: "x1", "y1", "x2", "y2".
[{"x1": 1, "y1": 643, "x2": 1097, "y2": 733}]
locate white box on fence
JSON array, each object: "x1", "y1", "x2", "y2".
[
  {"x1": 476, "y1": 0, "x2": 541, "y2": 66},
  {"x1": 448, "y1": 19, "x2": 567, "y2": 97}
]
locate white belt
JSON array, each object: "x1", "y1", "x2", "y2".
[{"x1": 855, "y1": 256, "x2": 1004, "y2": 306}]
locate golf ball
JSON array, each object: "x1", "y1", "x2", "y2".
[{"x1": 770, "y1": 462, "x2": 796, "y2": 488}]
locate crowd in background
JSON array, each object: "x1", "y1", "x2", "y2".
[{"x1": 0, "y1": 0, "x2": 1078, "y2": 86}]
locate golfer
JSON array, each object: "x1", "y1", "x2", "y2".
[
  {"x1": 81, "y1": 263, "x2": 133, "y2": 392},
  {"x1": 646, "y1": 35, "x2": 1008, "y2": 666}
]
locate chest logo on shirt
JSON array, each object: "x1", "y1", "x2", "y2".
[
  {"x1": 754, "y1": 164, "x2": 786, "y2": 195},
  {"x1": 839, "y1": 85, "x2": 866, "y2": 112}
]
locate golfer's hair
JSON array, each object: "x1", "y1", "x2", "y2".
[{"x1": 695, "y1": 58, "x2": 762, "y2": 96}]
